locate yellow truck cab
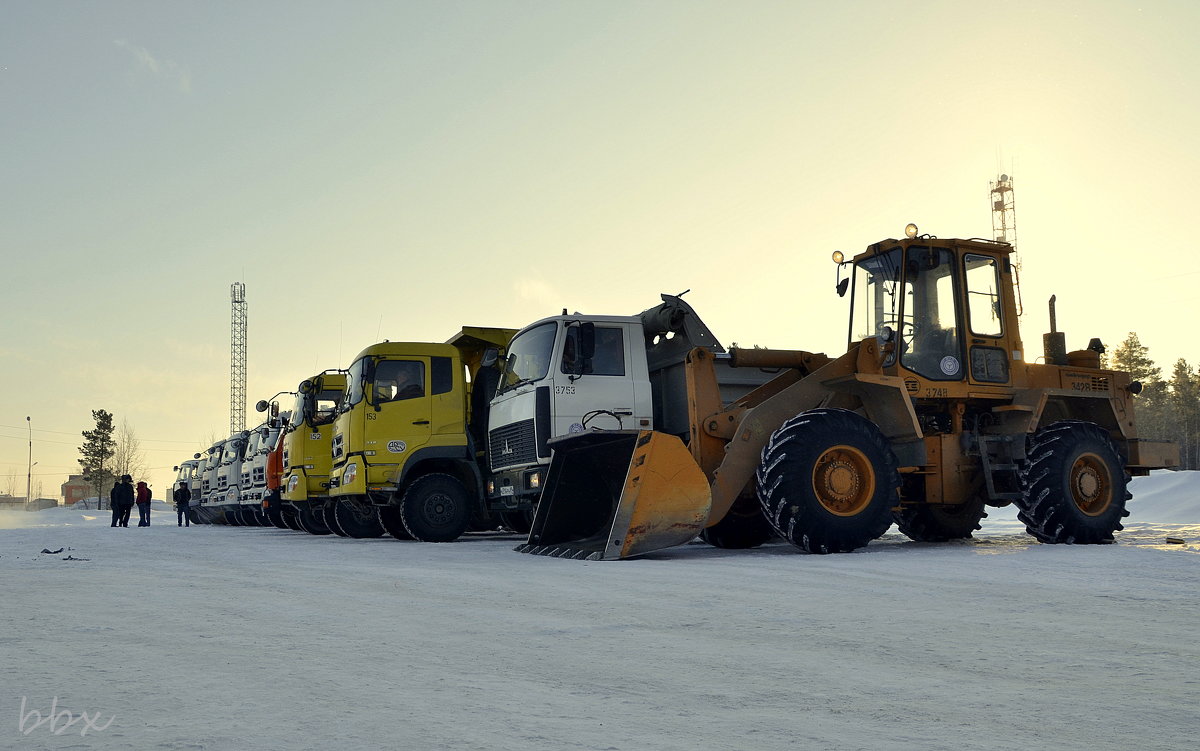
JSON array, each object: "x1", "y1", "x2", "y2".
[
  {"x1": 328, "y1": 327, "x2": 516, "y2": 541},
  {"x1": 278, "y1": 370, "x2": 346, "y2": 535}
]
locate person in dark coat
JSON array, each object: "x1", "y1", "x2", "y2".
[
  {"x1": 173, "y1": 483, "x2": 191, "y2": 527},
  {"x1": 135, "y1": 481, "x2": 152, "y2": 526},
  {"x1": 110, "y1": 475, "x2": 135, "y2": 527}
]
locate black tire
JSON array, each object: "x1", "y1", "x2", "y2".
[
  {"x1": 893, "y1": 495, "x2": 988, "y2": 542},
  {"x1": 379, "y1": 506, "x2": 414, "y2": 540},
  {"x1": 322, "y1": 503, "x2": 350, "y2": 537},
  {"x1": 295, "y1": 502, "x2": 331, "y2": 535},
  {"x1": 756, "y1": 408, "x2": 899, "y2": 554},
  {"x1": 333, "y1": 500, "x2": 386, "y2": 538},
  {"x1": 281, "y1": 506, "x2": 303, "y2": 532},
  {"x1": 500, "y1": 509, "x2": 534, "y2": 535},
  {"x1": 1017, "y1": 421, "x2": 1130, "y2": 544},
  {"x1": 399, "y1": 473, "x2": 471, "y2": 542},
  {"x1": 700, "y1": 493, "x2": 774, "y2": 548},
  {"x1": 265, "y1": 505, "x2": 288, "y2": 529}
]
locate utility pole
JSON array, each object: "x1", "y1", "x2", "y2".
[{"x1": 26, "y1": 416, "x2": 31, "y2": 510}]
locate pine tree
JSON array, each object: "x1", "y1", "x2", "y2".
[
  {"x1": 1112, "y1": 333, "x2": 1167, "y2": 439},
  {"x1": 79, "y1": 409, "x2": 116, "y2": 509},
  {"x1": 1168, "y1": 359, "x2": 1199, "y2": 470}
]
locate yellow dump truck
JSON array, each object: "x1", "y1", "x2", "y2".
[{"x1": 327, "y1": 327, "x2": 517, "y2": 541}]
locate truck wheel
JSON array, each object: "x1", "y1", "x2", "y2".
[
  {"x1": 333, "y1": 500, "x2": 386, "y2": 538},
  {"x1": 756, "y1": 408, "x2": 899, "y2": 554},
  {"x1": 322, "y1": 504, "x2": 350, "y2": 536},
  {"x1": 1017, "y1": 421, "x2": 1130, "y2": 544},
  {"x1": 501, "y1": 509, "x2": 534, "y2": 535},
  {"x1": 281, "y1": 506, "x2": 303, "y2": 531},
  {"x1": 893, "y1": 496, "x2": 987, "y2": 542},
  {"x1": 295, "y1": 503, "x2": 331, "y2": 535},
  {"x1": 700, "y1": 494, "x2": 773, "y2": 548},
  {"x1": 379, "y1": 506, "x2": 414, "y2": 540},
  {"x1": 400, "y1": 473, "x2": 471, "y2": 542}
]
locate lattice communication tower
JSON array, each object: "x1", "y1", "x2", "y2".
[
  {"x1": 230, "y1": 282, "x2": 247, "y2": 434},
  {"x1": 989, "y1": 174, "x2": 1022, "y2": 316}
]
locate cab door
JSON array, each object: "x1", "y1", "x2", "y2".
[{"x1": 367, "y1": 357, "x2": 433, "y2": 473}]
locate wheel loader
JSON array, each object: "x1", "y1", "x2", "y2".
[{"x1": 519, "y1": 225, "x2": 1179, "y2": 559}]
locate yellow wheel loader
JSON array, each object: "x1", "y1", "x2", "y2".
[{"x1": 519, "y1": 226, "x2": 1179, "y2": 559}]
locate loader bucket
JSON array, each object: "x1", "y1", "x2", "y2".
[{"x1": 516, "y1": 430, "x2": 711, "y2": 560}]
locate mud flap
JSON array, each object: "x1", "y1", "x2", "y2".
[{"x1": 516, "y1": 430, "x2": 711, "y2": 560}]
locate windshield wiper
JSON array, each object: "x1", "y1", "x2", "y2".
[{"x1": 498, "y1": 377, "x2": 538, "y2": 395}]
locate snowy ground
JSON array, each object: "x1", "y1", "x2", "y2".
[{"x1": 3, "y1": 472, "x2": 1198, "y2": 751}]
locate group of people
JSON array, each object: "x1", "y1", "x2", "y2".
[{"x1": 109, "y1": 475, "x2": 192, "y2": 528}]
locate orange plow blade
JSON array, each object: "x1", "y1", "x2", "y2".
[{"x1": 516, "y1": 430, "x2": 712, "y2": 560}]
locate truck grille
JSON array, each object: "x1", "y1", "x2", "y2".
[{"x1": 489, "y1": 419, "x2": 537, "y2": 471}]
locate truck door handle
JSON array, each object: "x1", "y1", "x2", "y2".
[{"x1": 412, "y1": 420, "x2": 430, "y2": 425}]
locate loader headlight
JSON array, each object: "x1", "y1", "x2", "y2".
[
  {"x1": 832, "y1": 250, "x2": 844, "y2": 264},
  {"x1": 905, "y1": 223, "x2": 918, "y2": 238}
]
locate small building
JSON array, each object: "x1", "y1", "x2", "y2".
[{"x1": 61, "y1": 475, "x2": 91, "y2": 506}]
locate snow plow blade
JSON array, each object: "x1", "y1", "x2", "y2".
[{"x1": 516, "y1": 430, "x2": 711, "y2": 560}]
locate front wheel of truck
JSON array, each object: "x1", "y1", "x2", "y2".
[{"x1": 400, "y1": 473, "x2": 471, "y2": 542}]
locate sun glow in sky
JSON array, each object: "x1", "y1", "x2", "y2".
[{"x1": 2, "y1": 1, "x2": 1198, "y2": 497}]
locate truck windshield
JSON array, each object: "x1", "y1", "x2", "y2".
[
  {"x1": 498, "y1": 322, "x2": 556, "y2": 395},
  {"x1": 345, "y1": 358, "x2": 368, "y2": 409}
]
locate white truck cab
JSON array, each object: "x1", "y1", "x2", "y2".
[{"x1": 485, "y1": 293, "x2": 751, "y2": 509}]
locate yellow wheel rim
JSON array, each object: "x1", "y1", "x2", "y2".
[
  {"x1": 812, "y1": 445, "x2": 876, "y2": 516},
  {"x1": 1070, "y1": 452, "x2": 1112, "y2": 516}
]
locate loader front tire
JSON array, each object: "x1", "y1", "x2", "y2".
[
  {"x1": 400, "y1": 473, "x2": 471, "y2": 542},
  {"x1": 1017, "y1": 421, "x2": 1130, "y2": 544},
  {"x1": 700, "y1": 494, "x2": 773, "y2": 549},
  {"x1": 757, "y1": 408, "x2": 899, "y2": 554},
  {"x1": 333, "y1": 500, "x2": 386, "y2": 538}
]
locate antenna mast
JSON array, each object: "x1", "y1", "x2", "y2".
[
  {"x1": 989, "y1": 173, "x2": 1022, "y2": 316},
  {"x1": 230, "y1": 282, "x2": 247, "y2": 434}
]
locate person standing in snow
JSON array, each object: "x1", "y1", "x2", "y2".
[
  {"x1": 135, "y1": 481, "x2": 153, "y2": 527},
  {"x1": 111, "y1": 474, "x2": 135, "y2": 527},
  {"x1": 173, "y1": 482, "x2": 191, "y2": 527}
]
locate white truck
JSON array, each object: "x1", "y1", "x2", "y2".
[{"x1": 485, "y1": 293, "x2": 778, "y2": 543}]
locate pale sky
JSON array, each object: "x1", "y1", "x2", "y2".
[{"x1": 3, "y1": 0, "x2": 1198, "y2": 499}]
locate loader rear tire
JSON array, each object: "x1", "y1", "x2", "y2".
[
  {"x1": 379, "y1": 506, "x2": 414, "y2": 540},
  {"x1": 399, "y1": 473, "x2": 471, "y2": 542},
  {"x1": 700, "y1": 494, "x2": 773, "y2": 549},
  {"x1": 333, "y1": 500, "x2": 386, "y2": 538},
  {"x1": 1017, "y1": 421, "x2": 1130, "y2": 544},
  {"x1": 295, "y1": 503, "x2": 331, "y2": 535},
  {"x1": 757, "y1": 408, "x2": 899, "y2": 554},
  {"x1": 893, "y1": 495, "x2": 987, "y2": 542}
]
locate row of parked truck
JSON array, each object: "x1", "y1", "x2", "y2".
[{"x1": 173, "y1": 228, "x2": 1179, "y2": 558}]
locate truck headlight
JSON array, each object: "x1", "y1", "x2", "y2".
[
  {"x1": 528, "y1": 472, "x2": 541, "y2": 489},
  {"x1": 343, "y1": 463, "x2": 358, "y2": 485}
]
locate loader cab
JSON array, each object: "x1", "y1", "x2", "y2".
[{"x1": 848, "y1": 235, "x2": 1018, "y2": 388}]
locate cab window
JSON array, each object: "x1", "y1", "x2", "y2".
[
  {"x1": 561, "y1": 326, "x2": 625, "y2": 376},
  {"x1": 373, "y1": 360, "x2": 425, "y2": 404}
]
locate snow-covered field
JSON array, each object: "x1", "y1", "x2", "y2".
[{"x1": 3, "y1": 472, "x2": 1197, "y2": 751}]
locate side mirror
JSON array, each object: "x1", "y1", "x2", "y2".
[
  {"x1": 298, "y1": 379, "x2": 313, "y2": 394},
  {"x1": 579, "y1": 322, "x2": 596, "y2": 361},
  {"x1": 836, "y1": 278, "x2": 850, "y2": 298},
  {"x1": 255, "y1": 399, "x2": 269, "y2": 413}
]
